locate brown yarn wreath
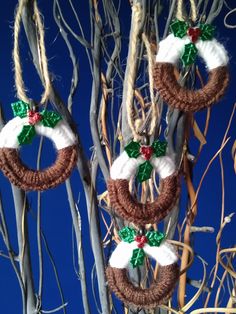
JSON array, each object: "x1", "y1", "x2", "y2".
[
  {"x1": 107, "y1": 171, "x2": 180, "y2": 225},
  {"x1": 153, "y1": 63, "x2": 229, "y2": 112},
  {"x1": 106, "y1": 263, "x2": 179, "y2": 309},
  {"x1": 0, "y1": 145, "x2": 78, "y2": 191}
]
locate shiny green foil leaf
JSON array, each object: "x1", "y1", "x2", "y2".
[
  {"x1": 41, "y1": 110, "x2": 62, "y2": 128},
  {"x1": 152, "y1": 140, "x2": 167, "y2": 157},
  {"x1": 130, "y1": 248, "x2": 145, "y2": 268},
  {"x1": 119, "y1": 227, "x2": 136, "y2": 243},
  {"x1": 11, "y1": 100, "x2": 30, "y2": 118},
  {"x1": 181, "y1": 43, "x2": 198, "y2": 66},
  {"x1": 170, "y1": 19, "x2": 188, "y2": 38},
  {"x1": 146, "y1": 231, "x2": 165, "y2": 247},
  {"x1": 17, "y1": 125, "x2": 36, "y2": 145},
  {"x1": 200, "y1": 23, "x2": 216, "y2": 41},
  {"x1": 124, "y1": 141, "x2": 141, "y2": 158},
  {"x1": 137, "y1": 161, "x2": 153, "y2": 182}
]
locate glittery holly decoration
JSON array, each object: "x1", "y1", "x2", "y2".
[
  {"x1": 118, "y1": 227, "x2": 165, "y2": 268},
  {"x1": 181, "y1": 43, "x2": 198, "y2": 66},
  {"x1": 130, "y1": 248, "x2": 145, "y2": 268},
  {"x1": 170, "y1": 19, "x2": 216, "y2": 66},
  {"x1": 124, "y1": 141, "x2": 141, "y2": 158},
  {"x1": 137, "y1": 160, "x2": 153, "y2": 182},
  {"x1": 11, "y1": 100, "x2": 62, "y2": 145},
  {"x1": 11, "y1": 100, "x2": 29, "y2": 118},
  {"x1": 40, "y1": 110, "x2": 62, "y2": 128},
  {"x1": 17, "y1": 125, "x2": 36, "y2": 145},
  {"x1": 170, "y1": 19, "x2": 188, "y2": 38},
  {"x1": 119, "y1": 227, "x2": 136, "y2": 243},
  {"x1": 146, "y1": 230, "x2": 165, "y2": 247},
  {"x1": 152, "y1": 140, "x2": 168, "y2": 158},
  {"x1": 199, "y1": 23, "x2": 215, "y2": 41},
  {"x1": 124, "y1": 140, "x2": 167, "y2": 182}
]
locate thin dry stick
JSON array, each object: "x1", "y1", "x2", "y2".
[
  {"x1": 178, "y1": 148, "x2": 198, "y2": 308},
  {"x1": 100, "y1": 73, "x2": 112, "y2": 167},
  {"x1": 189, "y1": 103, "x2": 236, "y2": 215}
]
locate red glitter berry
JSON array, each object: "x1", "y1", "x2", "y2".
[
  {"x1": 28, "y1": 110, "x2": 42, "y2": 125},
  {"x1": 135, "y1": 235, "x2": 148, "y2": 248},
  {"x1": 187, "y1": 27, "x2": 201, "y2": 43},
  {"x1": 140, "y1": 146, "x2": 153, "y2": 160}
]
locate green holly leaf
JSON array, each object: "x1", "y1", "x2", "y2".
[
  {"x1": 17, "y1": 125, "x2": 36, "y2": 145},
  {"x1": 200, "y1": 23, "x2": 215, "y2": 41},
  {"x1": 137, "y1": 161, "x2": 153, "y2": 182},
  {"x1": 146, "y1": 231, "x2": 165, "y2": 247},
  {"x1": 124, "y1": 141, "x2": 141, "y2": 158},
  {"x1": 119, "y1": 227, "x2": 136, "y2": 243},
  {"x1": 130, "y1": 248, "x2": 145, "y2": 268},
  {"x1": 170, "y1": 19, "x2": 188, "y2": 38},
  {"x1": 11, "y1": 100, "x2": 30, "y2": 118},
  {"x1": 41, "y1": 110, "x2": 62, "y2": 128},
  {"x1": 152, "y1": 140, "x2": 167, "y2": 157},
  {"x1": 181, "y1": 43, "x2": 198, "y2": 66}
]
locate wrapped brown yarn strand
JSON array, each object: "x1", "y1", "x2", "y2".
[
  {"x1": 153, "y1": 63, "x2": 229, "y2": 112},
  {"x1": 106, "y1": 264, "x2": 179, "y2": 309},
  {"x1": 153, "y1": 18, "x2": 229, "y2": 112},
  {"x1": 0, "y1": 145, "x2": 78, "y2": 191},
  {"x1": 107, "y1": 171, "x2": 180, "y2": 225}
]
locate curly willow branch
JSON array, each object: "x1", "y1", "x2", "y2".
[{"x1": 13, "y1": 0, "x2": 51, "y2": 105}]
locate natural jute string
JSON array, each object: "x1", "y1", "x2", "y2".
[
  {"x1": 125, "y1": 4, "x2": 157, "y2": 140},
  {"x1": 13, "y1": 0, "x2": 51, "y2": 105},
  {"x1": 176, "y1": 0, "x2": 198, "y2": 22},
  {"x1": 142, "y1": 33, "x2": 158, "y2": 135}
]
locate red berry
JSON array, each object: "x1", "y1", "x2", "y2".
[
  {"x1": 187, "y1": 27, "x2": 201, "y2": 43},
  {"x1": 140, "y1": 146, "x2": 153, "y2": 160},
  {"x1": 135, "y1": 235, "x2": 147, "y2": 248},
  {"x1": 28, "y1": 110, "x2": 42, "y2": 125}
]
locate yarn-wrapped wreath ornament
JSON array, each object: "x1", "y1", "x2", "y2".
[
  {"x1": 106, "y1": 227, "x2": 179, "y2": 308},
  {"x1": 107, "y1": 140, "x2": 180, "y2": 225},
  {"x1": 0, "y1": 101, "x2": 78, "y2": 191},
  {"x1": 153, "y1": 19, "x2": 229, "y2": 112}
]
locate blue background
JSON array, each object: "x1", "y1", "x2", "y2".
[{"x1": 0, "y1": 1, "x2": 235, "y2": 313}]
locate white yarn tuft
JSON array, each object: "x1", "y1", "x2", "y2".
[
  {"x1": 109, "y1": 240, "x2": 178, "y2": 268},
  {"x1": 0, "y1": 117, "x2": 77, "y2": 149},
  {"x1": 110, "y1": 151, "x2": 176, "y2": 180},
  {"x1": 196, "y1": 39, "x2": 229, "y2": 70},
  {"x1": 144, "y1": 241, "x2": 178, "y2": 266},
  {"x1": 109, "y1": 241, "x2": 137, "y2": 268},
  {"x1": 151, "y1": 156, "x2": 176, "y2": 179},
  {"x1": 110, "y1": 151, "x2": 145, "y2": 180},
  {"x1": 155, "y1": 34, "x2": 190, "y2": 65},
  {"x1": 155, "y1": 34, "x2": 228, "y2": 70}
]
